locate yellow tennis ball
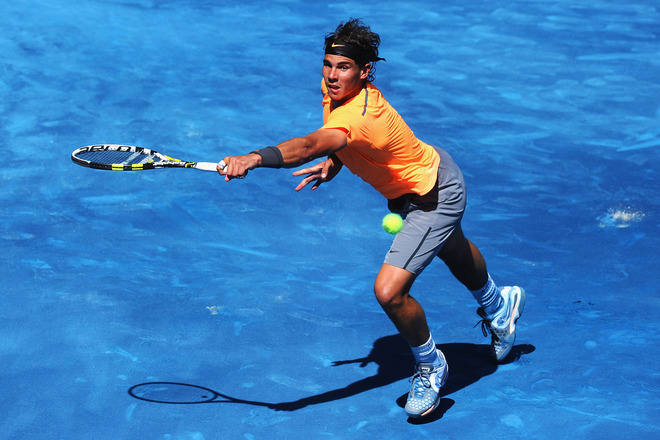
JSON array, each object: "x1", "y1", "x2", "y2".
[{"x1": 382, "y1": 213, "x2": 403, "y2": 234}]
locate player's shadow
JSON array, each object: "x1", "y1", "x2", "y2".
[
  {"x1": 129, "y1": 334, "x2": 534, "y2": 422},
  {"x1": 267, "y1": 335, "x2": 533, "y2": 421}
]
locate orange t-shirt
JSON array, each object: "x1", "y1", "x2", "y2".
[{"x1": 321, "y1": 81, "x2": 440, "y2": 199}]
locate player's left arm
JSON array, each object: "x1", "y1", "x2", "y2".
[
  {"x1": 218, "y1": 128, "x2": 346, "y2": 181},
  {"x1": 278, "y1": 128, "x2": 347, "y2": 167}
]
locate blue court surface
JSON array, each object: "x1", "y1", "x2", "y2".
[{"x1": 1, "y1": 1, "x2": 659, "y2": 439}]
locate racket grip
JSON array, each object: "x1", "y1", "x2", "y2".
[{"x1": 195, "y1": 161, "x2": 226, "y2": 171}]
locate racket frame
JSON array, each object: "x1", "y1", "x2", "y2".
[{"x1": 71, "y1": 144, "x2": 224, "y2": 171}]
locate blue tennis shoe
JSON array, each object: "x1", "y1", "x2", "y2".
[
  {"x1": 404, "y1": 350, "x2": 448, "y2": 418},
  {"x1": 477, "y1": 286, "x2": 526, "y2": 363}
]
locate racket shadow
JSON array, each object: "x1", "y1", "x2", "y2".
[{"x1": 128, "y1": 335, "x2": 535, "y2": 412}]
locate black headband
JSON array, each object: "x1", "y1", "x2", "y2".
[{"x1": 324, "y1": 39, "x2": 385, "y2": 65}]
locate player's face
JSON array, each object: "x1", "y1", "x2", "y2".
[{"x1": 323, "y1": 55, "x2": 370, "y2": 104}]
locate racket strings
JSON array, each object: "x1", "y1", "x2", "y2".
[{"x1": 80, "y1": 149, "x2": 159, "y2": 165}]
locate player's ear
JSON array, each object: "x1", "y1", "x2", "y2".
[{"x1": 360, "y1": 63, "x2": 371, "y2": 80}]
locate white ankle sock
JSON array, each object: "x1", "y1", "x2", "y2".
[
  {"x1": 410, "y1": 333, "x2": 442, "y2": 366},
  {"x1": 470, "y1": 273, "x2": 502, "y2": 317}
]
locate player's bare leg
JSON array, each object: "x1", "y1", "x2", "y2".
[
  {"x1": 374, "y1": 264, "x2": 448, "y2": 417},
  {"x1": 437, "y1": 225, "x2": 488, "y2": 291},
  {"x1": 374, "y1": 264, "x2": 427, "y2": 346},
  {"x1": 439, "y1": 225, "x2": 526, "y2": 363}
]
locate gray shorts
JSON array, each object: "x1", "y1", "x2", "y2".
[{"x1": 383, "y1": 147, "x2": 466, "y2": 275}]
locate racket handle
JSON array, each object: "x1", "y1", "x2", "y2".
[{"x1": 195, "y1": 161, "x2": 226, "y2": 172}]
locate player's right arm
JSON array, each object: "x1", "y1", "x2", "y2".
[{"x1": 292, "y1": 154, "x2": 343, "y2": 191}]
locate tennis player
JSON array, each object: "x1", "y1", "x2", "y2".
[{"x1": 217, "y1": 18, "x2": 526, "y2": 418}]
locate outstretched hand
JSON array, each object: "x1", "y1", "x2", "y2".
[
  {"x1": 292, "y1": 156, "x2": 343, "y2": 191},
  {"x1": 216, "y1": 153, "x2": 260, "y2": 181}
]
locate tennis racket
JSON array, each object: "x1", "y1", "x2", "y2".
[{"x1": 71, "y1": 144, "x2": 226, "y2": 172}]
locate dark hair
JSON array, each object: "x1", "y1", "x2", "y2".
[{"x1": 324, "y1": 18, "x2": 383, "y2": 82}]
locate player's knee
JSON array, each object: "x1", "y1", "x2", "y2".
[{"x1": 373, "y1": 281, "x2": 404, "y2": 310}]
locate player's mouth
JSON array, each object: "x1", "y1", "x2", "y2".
[{"x1": 326, "y1": 84, "x2": 343, "y2": 99}]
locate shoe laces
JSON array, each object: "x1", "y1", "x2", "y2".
[
  {"x1": 410, "y1": 368, "x2": 432, "y2": 397},
  {"x1": 475, "y1": 308, "x2": 492, "y2": 337}
]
